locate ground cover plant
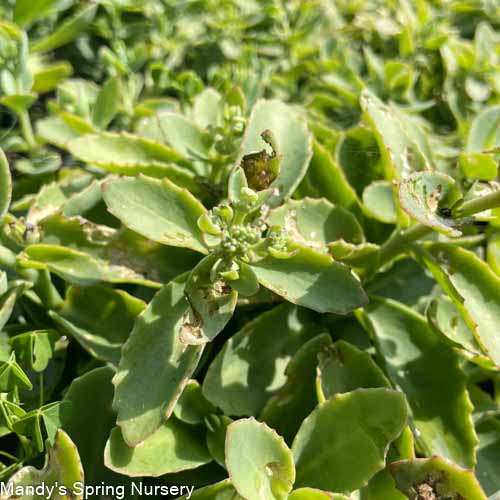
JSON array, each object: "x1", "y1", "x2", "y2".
[{"x1": 0, "y1": 0, "x2": 499, "y2": 498}]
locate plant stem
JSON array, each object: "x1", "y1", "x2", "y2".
[
  {"x1": 363, "y1": 188, "x2": 500, "y2": 280},
  {"x1": 18, "y1": 110, "x2": 37, "y2": 150},
  {"x1": 454, "y1": 189, "x2": 500, "y2": 218},
  {"x1": 39, "y1": 372, "x2": 44, "y2": 407}
]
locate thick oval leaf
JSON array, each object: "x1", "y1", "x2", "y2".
[
  {"x1": 112, "y1": 276, "x2": 203, "y2": 446},
  {"x1": 92, "y1": 77, "x2": 121, "y2": 130},
  {"x1": 18, "y1": 244, "x2": 159, "y2": 287},
  {"x1": 292, "y1": 388, "x2": 408, "y2": 494},
  {"x1": 362, "y1": 181, "x2": 397, "y2": 223},
  {"x1": 226, "y1": 418, "x2": 295, "y2": 500},
  {"x1": 105, "y1": 419, "x2": 211, "y2": 477},
  {"x1": 399, "y1": 171, "x2": 463, "y2": 236},
  {"x1": 289, "y1": 489, "x2": 349, "y2": 500},
  {"x1": 466, "y1": 105, "x2": 500, "y2": 153},
  {"x1": 251, "y1": 244, "x2": 367, "y2": 314},
  {"x1": 238, "y1": 99, "x2": 312, "y2": 206},
  {"x1": 267, "y1": 198, "x2": 364, "y2": 249},
  {"x1": 103, "y1": 175, "x2": 207, "y2": 253},
  {"x1": 180, "y1": 255, "x2": 238, "y2": 345},
  {"x1": 50, "y1": 285, "x2": 145, "y2": 365},
  {"x1": 416, "y1": 243, "x2": 500, "y2": 368},
  {"x1": 361, "y1": 89, "x2": 431, "y2": 178},
  {"x1": 30, "y1": 5, "x2": 97, "y2": 54},
  {"x1": 68, "y1": 132, "x2": 184, "y2": 172},
  {"x1": 390, "y1": 456, "x2": 487, "y2": 500},
  {"x1": 0, "y1": 149, "x2": 11, "y2": 221},
  {"x1": 137, "y1": 113, "x2": 210, "y2": 158},
  {"x1": 358, "y1": 297, "x2": 478, "y2": 468},
  {"x1": 6, "y1": 430, "x2": 84, "y2": 499},
  {"x1": 203, "y1": 304, "x2": 321, "y2": 416},
  {"x1": 316, "y1": 340, "x2": 390, "y2": 402},
  {"x1": 426, "y1": 295, "x2": 494, "y2": 368},
  {"x1": 260, "y1": 333, "x2": 333, "y2": 444}
]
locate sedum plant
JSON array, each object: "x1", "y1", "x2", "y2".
[{"x1": 0, "y1": 0, "x2": 499, "y2": 499}]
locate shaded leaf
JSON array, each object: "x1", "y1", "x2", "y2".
[
  {"x1": 203, "y1": 304, "x2": 321, "y2": 416},
  {"x1": 358, "y1": 297, "x2": 478, "y2": 468}
]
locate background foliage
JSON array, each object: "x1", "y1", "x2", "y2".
[{"x1": 0, "y1": 0, "x2": 499, "y2": 498}]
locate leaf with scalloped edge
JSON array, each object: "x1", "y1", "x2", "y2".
[
  {"x1": 389, "y1": 456, "x2": 487, "y2": 500},
  {"x1": 6, "y1": 430, "x2": 84, "y2": 499},
  {"x1": 251, "y1": 243, "x2": 367, "y2": 314},
  {"x1": 104, "y1": 419, "x2": 211, "y2": 477},
  {"x1": 103, "y1": 175, "x2": 208, "y2": 253},
  {"x1": 399, "y1": 171, "x2": 463, "y2": 236},
  {"x1": 267, "y1": 198, "x2": 364, "y2": 250},
  {"x1": 68, "y1": 131, "x2": 183, "y2": 171},
  {"x1": 112, "y1": 275, "x2": 204, "y2": 446},
  {"x1": 415, "y1": 243, "x2": 500, "y2": 368},
  {"x1": 358, "y1": 297, "x2": 478, "y2": 468},
  {"x1": 292, "y1": 388, "x2": 408, "y2": 494},
  {"x1": 237, "y1": 99, "x2": 312, "y2": 206}
]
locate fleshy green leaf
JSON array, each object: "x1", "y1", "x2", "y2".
[
  {"x1": 416, "y1": 243, "x2": 500, "y2": 368},
  {"x1": 237, "y1": 99, "x2": 312, "y2": 206},
  {"x1": 112, "y1": 276, "x2": 204, "y2": 446},
  {"x1": 362, "y1": 181, "x2": 397, "y2": 223},
  {"x1": 0, "y1": 148, "x2": 11, "y2": 221},
  {"x1": 137, "y1": 112, "x2": 210, "y2": 158},
  {"x1": 173, "y1": 380, "x2": 217, "y2": 425},
  {"x1": 62, "y1": 366, "x2": 127, "y2": 486},
  {"x1": 289, "y1": 489, "x2": 349, "y2": 500},
  {"x1": 358, "y1": 297, "x2": 478, "y2": 468},
  {"x1": 6, "y1": 430, "x2": 84, "y2": 499},
  {"x1": 398, "y1": 171, "x2": 463, "y2": 236},
  {"x1": 390, "y1": 456, "x2": 487, "y2": 500},
  {"x1": 180, "y1": 255, "x2": 238, "y2": 345},
  {"x1": 103, "y1": 175, "x2": 208, "y2": 253},
  {"x1": 292, "y1": 388, "x2": 408, "y2": 494},
  {"x1": 251, "y1": 244, "x2": 367, "y2": 314},
  {"x1": 68, "y1": 132, "x2": 184, "y2": 174},
  {"x1": 92, "y1": 76, "x2": 121, "y2": 130},
  {"x1": 104, "y1": 419, "x2": 211, "y2": 477},
  {"x1": 30, "y1": 5, "x2": 98, "y2": 54},
  {"x1": 267, "y1": 198, "x2": 364, "y2": 249},
  {"x1": 426, "y1": 294, "x2": 494, "y2": 368},
  {"x1": 360, "y1": 89, "x2": 431, "y2": 178},
  {"x1": 466, "y1": 105, "x2": 500, "y2": 153},
  {"x1": 50, "y1": 285, "x2": 145, "y2": 365},
  {"x1": 316, "y1": 340, "x2": 390, "y2": 402},
  {"x1": 226, "y1": 417, "x2": 295, "y2": 500}
]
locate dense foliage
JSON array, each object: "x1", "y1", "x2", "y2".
[{"x1": 0, "y1": 0, "x2": 499, "y2": 498}]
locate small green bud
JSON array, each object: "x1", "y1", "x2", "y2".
[{"x1": 197, "y1": 213, "x2": 222, "y2": 236}]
